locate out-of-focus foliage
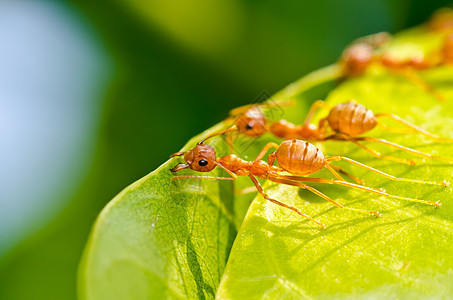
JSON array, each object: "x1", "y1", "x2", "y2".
[
  {"x1": 0, "y1": 0, "x2": 452, "y2": 299},
  {"x1": 0, "y1": 0, "x2": 108, "y2": 256}
]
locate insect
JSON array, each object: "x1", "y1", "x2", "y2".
[
  {"x1": 340, "y1": 36, "x2": 433, "y2": 75},
  {"x1": 202, "y1": 100, "x2": 453, "y2": 166},
  {"x1": 171, "y1": 139, "x2": 447, "y2": 228},
  {"x1": 339, "y1": 34, "x2": 443, "y2": 100},
  {"x1": 339, "y1": 32, "x2": 392, "y2": 77},
  {"x1": 427, "y1": 8, "x2": 453, "y2": 32}
]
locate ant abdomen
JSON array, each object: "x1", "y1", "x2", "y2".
[
  {"x1": 276, "y1": 139, "x2": 326, "y2": 175},
  {"x1": 325, "y1": 101, "x2": 377, "y2": 135}
]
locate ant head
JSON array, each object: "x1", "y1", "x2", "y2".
[
  {"x1": 341, "y1": 43, "x2": 373, "y2": 76},
  {"x1": 171, "y1": 143, "x2": 217, "y2": 173},
  {"x1": 235, "y1": 107, "x2": 267, "y2": 137}
]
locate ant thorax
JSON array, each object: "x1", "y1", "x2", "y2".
[
  {"x1": 217, "y1": 154, "x2": 278, "y2": 177},
  {"x1": 300, "y1": 123, "x2": 323, "y2": 140},
  {"x1": 270, "y1": 120, "x2": 299, "y2": 139},
  {"x1": 269, "y1": 120, "x2": 322, "y2": 140},
  {"x1": 217, "y1": 154, "x2": 248, "y2": 173},
  {"x1": 250, "y1": 160, "x2": 278, "y2": 178}
]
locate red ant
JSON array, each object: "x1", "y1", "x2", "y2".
[
  {"x1": 202, "y1": 100, "x2": 453, "y2": 166},
  {"x1": 339, "y1": 33, "x2": 445, "y2": 100},
  {"x1": 339, "y1": 32, "x2": 392, "y2": 76},
  {"x1": 427, "y1": 8, "x2": 453, "y2": 33},
  {"x1": 171, "y1": 139, "x2": 447, "y2": 228}
]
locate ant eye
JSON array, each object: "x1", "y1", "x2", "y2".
[
  {"x1": 246, "y1": 123, "x2": 253, "y2": 130},
  {"x1": 198, "y1": 159, "x2": 208, "y2": 167}
]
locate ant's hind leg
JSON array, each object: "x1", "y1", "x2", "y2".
[
  {"x1": 248, "y1": 175, "x2": 325, "y2": 227},
  {"x1": 327, "y1": 164, "x2": 364, "y2": 184},
  {"x1": 326, "y1": 155, "x2": 449, "y2": 187},
  {"x1": 355, "y1": 136, "x2": 453, "y2": 163},
  {"x1": 172, "y1": 175, "x2": 236, "y2": 181},
  {"x1": 270, "y1": 176, "x2": 381, "y2": 217},
  {"x1": 395, "y1": 68, "x2": 445, "y2": 101},
  {"x1": 325, "y1": 164, "x2": 348, "y2": 181},
  {"x1": 340, "y1": 135, "x2": 416, "y2": 165},
  {"x1": 375, "y1": 113, "x2": 453, "y2": 141},
  {"x1": 272, "y1": 174, "x2": 441, "y2": 208}
]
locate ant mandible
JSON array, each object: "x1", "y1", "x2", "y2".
[
  {"x1": 202, "y1": 100, "x2": 453, "y2": 166},
  {"x1": 171, "y1": 139, "x2": 447, "y2": 228}
]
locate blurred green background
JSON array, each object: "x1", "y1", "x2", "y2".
[{"x1": 0, "y1": 0, "x2": 451, "y2": 299}]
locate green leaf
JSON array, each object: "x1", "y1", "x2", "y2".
[
  {"x1": 78, "y1": 125, "x2": 236, "y2": 299},
  {"x1": 80, "y1": 26, "x2": 453, "y2": 299},
  {"x1": 78, "y1": 65, "x2": 337, "y2": 299},
  {"x1": 217, "y1": 31, "x2": 453, "y2": 298}
]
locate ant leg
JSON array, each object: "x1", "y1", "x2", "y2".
[
  {"x1": 269, "y1": 176, "x2": 381, "y2": 216},
  {"x1": 268, "y1": 152, "x2": 278, "y2": 166},
  {"x1": 325, "y1": 164, "x2": 347, "y2": 181},
  {"x1": 229, "y1": 105, "x2": 254, "y2": 117},
  {"x1": 229, "y1": 100, "x2": 295, "y2": 117},
  {"x1": 354, "y1": 136, "x2": 453, "y2": 163},
  {"x1": 377, "y1": 123, "x2": 417, "y2": 134},
  {"x1": 225, "y1": 132, "x2": 236, "y2": 154},
  {"x1": 375, "y1": 113, "x2": 453, "y2": 141},
  {"x1": 339, "y1": 134, "x2": 416, "y2": 165},
  {"x1": 172, "y1": 175, "x2": 236, "y2": 181},
  {"x1": 317, "y1": 116, "x2": 332, "y2": 135},
  {"x1": 303, "y1": 100, "x2": 328, "y2": 126},
  {"x1": 272, "y1": 174, "x2": 441, "y2": 208},
  {"x1": 254, "y1": 142, "x2": 280, "y2": 161},
  {"x1": 326, "y1": 156, "x2": 449, "y2": 186},
  {"x1": 199, "y1": 126, "x2": 237, "y2": 144},
  {"x1": 173, "y1": 161, "x2": 238, "y2": 181},
  {"x1": 248, "y1": 175, "x2": 325, "y2": 227},
  {"x1": 327, "y1": 164, "x2": 365, "y2": 184},
  {"x1": 396, "y1": 68, "x2": 444, "y2": 101},
  {"x1": 212, "y1": 161, "x2": 238, "y2": 179},
  {"x1": 234, "y1": 186, "x2": 258, "y2": 195}
]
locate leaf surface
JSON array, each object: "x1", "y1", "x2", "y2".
[
  {"x1": 79, "y1": 65, "x2": 337, "y2": 299},
  {"x1": 216, "y1": 29, "x2": 453, "y2": 299},
  {"x1": 80, "y1": 26, "x2": 453, "y2": 299}
]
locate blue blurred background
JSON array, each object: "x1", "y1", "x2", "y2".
[{"x1": 0, "y1": 0, "x2": 450, "y2": 299}]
